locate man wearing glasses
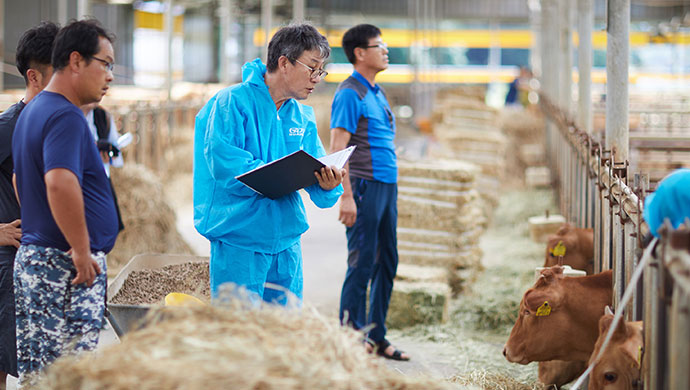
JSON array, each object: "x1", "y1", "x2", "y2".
[
  {"x1": 330, "y1": 24, "x2": 409, "y2": 361},
  {"x1": 12, "y1": 20, "x2": 118, "y2": 386},
  {"x1": 194, "y1": 23, "x2": 344, "y2": 305}
]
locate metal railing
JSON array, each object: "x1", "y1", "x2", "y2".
[
  {"x1": 541, "y1": 93, "x2": 690, "y2": 389},
  {"x1": 107, "y1": 100, "x2": 204, "y2": 174}
]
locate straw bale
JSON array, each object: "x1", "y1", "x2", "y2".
[
  {"x1": 527, "y1": 214, "x2": 566, "y2": 243},
  {"x1": 397, "y1": 194, "x2": 486, "y2": 233},
  {"x1": 398, "y1": 226, "x2": 483, "y2": 251},
  {"x1": 435, "y1": 127, "x2": 507, "y2": 144},
  {"x1": 398, "y1": 246, "x2": 483, "y2": 270},
  {"x1": 520, "y1": 143, "x2": 546, "y2": 167},
  {"x1": 398, "y1": 240, "x2": 453, "y2": 253},
  {"x1": 36, "y1": 303, "x2": 450, "y2": 390},
  {"x1": 398, "y1": 185, "x2": 477, "y2": 206},
  {"x1": 435, "y1": 85, "x2": 486, "y2": 102},
  {"x1": 395, "y1": 263, "x2": 448, "y2": 284},
  {"x1": 448, "y1": 266, "x2": 483, "y2": 296},
  {"x1": 386, "y1": 281, "x2": 451, "y2": 329},
  {"x1": 398, "y1": 175, "x2": 475, "y2": 192},
  {"x1": 109, "y1": 164, "x2": 193, "y2": 277},
  {"x1": 398, "y1": 159, "x2": 479, "y2": 183},
  {"x1": 525, "y1": 166, "x2": 551, "y2": 188},
  {"x1": 498, "y1": 108, "x2": 545, "y2": 143}
]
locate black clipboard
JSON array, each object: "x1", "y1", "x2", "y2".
[{"x1": 235, "y1": 146, "x2": 355, "y2": 199}]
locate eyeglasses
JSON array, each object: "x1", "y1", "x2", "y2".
[
  {"x1": 91, "y1": 56, "x2": 114, "y2": 72},
  {"x1": 294, "y1": 59, "x2": 328, "y2": 80},
  {"x1": 362, "y1": 42, "x2": 388, "y2": 50}
]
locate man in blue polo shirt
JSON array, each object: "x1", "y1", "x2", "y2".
[
  {"x1": 12, "y1": 20, "x2": 118, "y2": 386},
  {"x1": 330, "y1": 24, "x2": 409, "y2": 361}
]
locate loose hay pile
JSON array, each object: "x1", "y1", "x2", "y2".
[
  {"x1": 36, "y1": 303, "x2": 451, "y2": 390},
  {"x1": 110, "y1": 262, "x2": 210, "y2": 305},
  {"x1": 109, "y1": 164, "x2": 193, "y2": 277},
  {"x1": 450, "y1": 371, "x2": 545, "y2": 390}
]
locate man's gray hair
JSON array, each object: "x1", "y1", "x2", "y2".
[{"x1": 266, "y1": 22, "x2": 330, "y2": 72}]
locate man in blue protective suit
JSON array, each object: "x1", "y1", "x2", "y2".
[
  {"x1": 194, "y1": 23, "x2": 345, "y2": 305},
  {"x1": 329, "y1": 24, "x2": 410, "y2": 361},
  {"x1": 643, "y1": 168, "x2": 690, "y2": 238}
]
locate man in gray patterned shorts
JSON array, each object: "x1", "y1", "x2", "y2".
[{"x1": 11, "y1": 19, "x2": 119, "y2": 387}]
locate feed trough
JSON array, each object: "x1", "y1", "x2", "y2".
[{"x1": 106, "y1": 253, "x2": 209, "y2": 337}]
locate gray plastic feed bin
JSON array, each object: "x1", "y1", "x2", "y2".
[{"x1": 106, "y1": 253, "x2": 209, "y2": 338}]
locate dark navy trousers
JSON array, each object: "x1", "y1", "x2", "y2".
[{"x1": 339, "y1": 177, "x2": 398, "y2": 343}]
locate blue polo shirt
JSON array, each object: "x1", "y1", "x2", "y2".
[
  {"x1": 12, "y1": 91, "x2": 119, "y2": 253},
  {"x1": 330, "y1": 71, "x2": 397, "y2": 183}
]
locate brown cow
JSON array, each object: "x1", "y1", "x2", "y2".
[
  {"x1": 538, "y1": 360, "x2": 587, "y2": 389},
  {"x1": 503, "y1": 266, "x2": 613, "y2": 363},
  {"x1": 588, "y1": 313, "x2": 643, "y2": 390},
  {"x1": 544, "y1": 224, "x2": 594, "y2": 275}
]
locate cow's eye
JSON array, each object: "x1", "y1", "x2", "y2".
[
  {"x1": 604, "y1": 372, "x2": 618, "y2": 383},
  {"x1": 549, "y1": 252, "x2": 555, "y2": 257},
  {"x1": 523, "y1": 310, "x2": 530, "y2": 316}
]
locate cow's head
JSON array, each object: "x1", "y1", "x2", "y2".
[
  {"x1": 588, "y1": 313, "x2": 643, "y2": 390},
  {"x1": 503, "y1": 266, "x2": 568, "y2": 364},
  {"x1": 544, "y1": 224, "x2": 593, "y2": 274}
]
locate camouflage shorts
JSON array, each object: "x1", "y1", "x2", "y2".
[{"x1": 14, "y1": 244, "x2": 107, "y2": 387}]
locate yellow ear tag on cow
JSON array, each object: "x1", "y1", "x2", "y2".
[
  {"x1": 536, "y1": 301, "x2": 551, "y2": 316},
  {"x1": 637, "y1": 346, "x2": 643, "y2": 366},
  {"x1": 550, "y1": 241, "x2": 567, "y2": 257}
]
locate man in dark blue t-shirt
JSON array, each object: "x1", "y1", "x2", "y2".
[
  {"x1": 0, "y1": 21, "x2": 58, "y2": 385},
  {"x1": 330, "y1": 24, "x2": 409, "y2": 361},
  {"x1": 11, "y1": 19, "x2": 117, "y2": 386}
]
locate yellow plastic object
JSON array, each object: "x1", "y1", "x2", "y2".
[
  {"x1": 164, "y1": 292, "x2": 206, "y2": 307},
  {"x1": 549, "y1": 240, "x2": 567, "y2": 257},
  {"x1": 536, "y1": 301, "x2": 551, "y2": 317}
]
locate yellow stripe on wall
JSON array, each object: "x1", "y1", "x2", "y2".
[
  {"x1": 254, "y1": 27, "x2": 689, "y2": 49},
  {"x1": 134, "y1": 10, "x2": 183, "y2": 33}
]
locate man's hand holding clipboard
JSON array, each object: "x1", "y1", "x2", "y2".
[{"x1": 236, "y1": 145, "x2": 356, "y2": 199}]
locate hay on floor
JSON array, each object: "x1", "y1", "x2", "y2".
[{"x1": 36, "y1": 302, "x2": 450, "y2": 390}]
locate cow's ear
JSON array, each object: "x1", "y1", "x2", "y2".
[
  {"x1": 555, "y1": 223, "x2": 572, "y2": 236},
  {"x1": 536, "y1": 270, "x2": 555, "y2": 286},
  {"x1": 525, "y1": 290, "x2": 549, "y2": 311},
  {"x1": 598, "y1": 314, "x2": 615, "y2": 336},
  {"x1": 621, "y1": 323, "x2": 644, "y2": 368}
]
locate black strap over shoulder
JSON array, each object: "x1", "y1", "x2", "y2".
[{"x1": 93, "y1": 106, "x2": 110, "y2": 141}]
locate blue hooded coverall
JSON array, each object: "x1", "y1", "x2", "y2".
[
  {"x1": 193, "y1": 59, "x2": 343, "y2": 304},
  {"x1": 644, "y1": 168, "x2": 690, "y2": 238}
]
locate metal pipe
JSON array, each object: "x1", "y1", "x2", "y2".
[
  {"x1": 58, "y1": 0, "x2": 68, "y2": 25},
  {"x1": 77, "y1": 0, "x2": 90, "y2": 19},
  {"x1": 605, "y1": 0, "x2": 630, "y2": 164},
  {"x1": 559, "y1": 0, "x2": 573, "y2": 114},
  {"x1": 261, "y1": 0, "x2": 273, "y2": 62},
  {"x1": 165, "y1": 0, "x2": 174, "y2": 102},
  {"x1": 292, "y1": 0, "x2": 304, "y2": 21},
  {"x1": 577, "y1": 0, "x2": 593, "y2": 134},
  {"x1": 219, "y1": 0, "x2": 231, "y2": 84}
]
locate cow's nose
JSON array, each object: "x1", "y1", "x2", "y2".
[{"x1": 502, "y1": 346, "x2": 507, "y2": 357}]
